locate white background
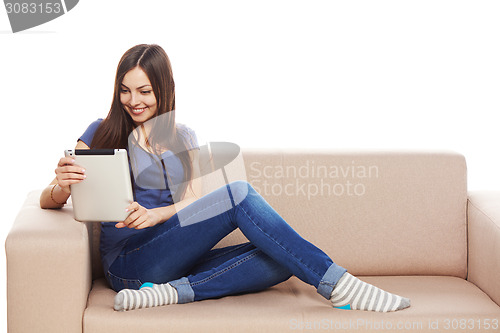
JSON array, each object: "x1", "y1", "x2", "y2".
[{"x1": 1, "y1": 1, "x2": 499, "y2": 331}]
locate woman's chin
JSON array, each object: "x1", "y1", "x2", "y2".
[{"x1": 129, "y1": 112, "x2": 154, "y2": 125}]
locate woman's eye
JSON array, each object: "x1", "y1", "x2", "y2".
[
  {"x1": 120, "y1": 89, "x2": 129, "y2": 93},
  {"x1": 141, "y1": 90, "x2": 152, "y2": 94}
]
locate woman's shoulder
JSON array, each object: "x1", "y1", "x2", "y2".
[
  {"x1": 78, "y1": 118, "x2": 104, "y2": 146},
  {"x1": 83, "y1": 118, "x2": 104, "y2": 131},
  {"x1": 176, "y1": 123, "x2": 199, "y2": 150},
  {"x1": 91, "y1": 118, "x2": 104, "y2": 126},
  {"x1": 176, "y1": 122, "x2": 195, "y2": 135}
]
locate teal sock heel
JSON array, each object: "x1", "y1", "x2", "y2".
[{"x1": 333, "y1": 304, "x2": 351, "y2": 310}]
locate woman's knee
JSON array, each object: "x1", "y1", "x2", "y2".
[{"x1": 227, "y1": 180, "x2": 253, "y2": 204}]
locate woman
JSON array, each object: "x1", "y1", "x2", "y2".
[{"x1": 40, "y1": 44, "x2": 410, "y2": 312}]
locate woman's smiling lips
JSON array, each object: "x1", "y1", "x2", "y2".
[{"x1": 131, "y1": 107, "x2": 147, "y2": 115}]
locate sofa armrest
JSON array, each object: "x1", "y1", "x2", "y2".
[
  {"x1": 467, "y1": 191, "x2": 500, "y2": 307},
  {"x1": 5, "y1": 190, "x2": 92, "y2": 333}
]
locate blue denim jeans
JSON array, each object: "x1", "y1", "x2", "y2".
[{"x1": 105, "y1": 180, "x2": 347, "y2": 303}]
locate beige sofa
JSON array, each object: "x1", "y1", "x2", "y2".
[{"x1": 6, "y1": 150, "x2": 500, "y2": 332}]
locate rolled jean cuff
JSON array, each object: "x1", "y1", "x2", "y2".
[
  {"x1": 317, "y1": 263, "x2": 347, "y2": 300},
  {"x1": 169, "y1": 277, "x2": 195, "y2": 304}
]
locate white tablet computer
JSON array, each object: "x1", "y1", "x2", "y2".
[{"x1": 64, "y1": 149, "x2": 134, "y2": 222}]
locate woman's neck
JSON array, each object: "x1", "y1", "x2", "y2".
[
  {"x1": 136, "y1": 123, "x2": 169, "y2": 154},
  {"x1": 139, "y1": 124, "x2": 152, "y2": 149}
]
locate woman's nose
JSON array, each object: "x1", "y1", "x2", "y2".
[{"x1": 130, "y1": 92, "x2": 141, "y2": 106}]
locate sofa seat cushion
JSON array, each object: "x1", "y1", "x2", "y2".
[{"x1": 84, "y1": 276, "x2": 500, "y2": 333}]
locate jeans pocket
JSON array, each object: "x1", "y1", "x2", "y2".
[{"x1": 106, "y1": 271, "x2": 143, "y2": 292}]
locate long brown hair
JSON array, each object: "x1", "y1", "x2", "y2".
[{"x1": 91, "y1": 44, "x2": 193, "y2": 202}]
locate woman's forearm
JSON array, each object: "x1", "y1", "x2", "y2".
[
  {"x1": 152, "y1": 196, "x2": 198, "y2": 224},
  {"x1": 152, "y1": 174, "x2": 202, "y2": 224},
  {"x1": 40, "y1": 184, "x2": 70, "y2": 209}
]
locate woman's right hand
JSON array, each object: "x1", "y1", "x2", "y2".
[{"x1": 55, "y1": 157, "x2": 86, "y2": 194}]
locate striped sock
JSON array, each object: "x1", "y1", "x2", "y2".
[
  {"x1": 114, "y1": 282, "x2": 178, "y2": 311},
  {"x1": 330, "y1": 273, "x2": 410, "y2": 312}
]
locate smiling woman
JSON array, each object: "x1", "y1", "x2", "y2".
[
  {"x1": 90, "y1": 44, "x2": 178, "y2": 152},
  {"x1": 39, "y1": 43, "x2": 410, "y2": 314},
  {"x1": 120, "y1": 67, "x2": 158, "y2": 126}
]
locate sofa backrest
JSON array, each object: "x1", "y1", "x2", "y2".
[{"x1": 91, "y1": 150, "x2": 467, "y2": 280}]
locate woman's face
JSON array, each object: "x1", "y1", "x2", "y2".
[{"x1": 120, "y1": 66, "x2": 158, "y2": 126}]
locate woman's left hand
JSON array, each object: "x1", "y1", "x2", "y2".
[{"x1": 115, "y1": 202, "x2": 163, "y2": 229}]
